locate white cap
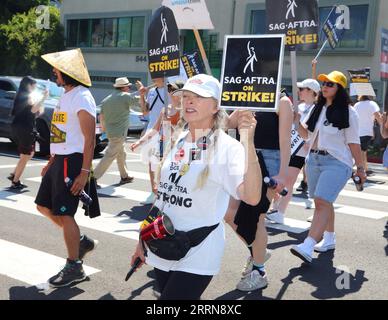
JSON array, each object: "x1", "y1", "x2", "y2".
[
  {"x1": 173, "y1": 74, "x2": 221, "y2": 101},
  {"x1": 297, "y1": 79, "x2": 321, "y2": 94}
]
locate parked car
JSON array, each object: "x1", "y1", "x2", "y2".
[
  {"x1": 128, "y1": 109, "x2": 147, "y2": 133},
  {"x1": 96, "y1": 104, "x2": 147, "y2": 134},
  {"x1": 0, "y1": 76, "x2": 107, "y2": 156}
]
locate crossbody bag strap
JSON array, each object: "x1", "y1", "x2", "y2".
[{"x1": 186, "y1": 224, "x2": 219, "y2": 247}]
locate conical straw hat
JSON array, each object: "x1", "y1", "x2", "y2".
[{"x1": 41, "y1": 48, "x2": 92, "y2": 87}]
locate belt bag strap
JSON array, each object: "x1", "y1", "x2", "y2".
[{"x1": 186, "y1": 224, "x2": 219, "y2": 247}]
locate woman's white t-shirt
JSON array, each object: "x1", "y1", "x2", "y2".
[
  {"x1": 295, "y1": 102, "x2": 315, "y2": 158},
  {"x1": 304, "y1": 106, "x2": 360, "y2": 168},
  {"x1": 145, "y1": 130, "x2": 245, "y2": 275},
  {"x1": 50, "y1": 86, "x2": 96, "y2": 155}
]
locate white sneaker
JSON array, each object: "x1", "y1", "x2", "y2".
[
  {"x1": 266, "y1": 211, "x2": 284, "y2": 224},
  {"x1": 305, "y1": 198, "x2": 313, "y2": 209},
  {"x1": 241, "y1": 249, "x2": 272, "y2": 278},
  {"x1": 314, "y1": 238, "x2": 336, "y2": 253},
  {"x1": 290, "y1": 244, "x2": 312, "y2": 263},
  {"x1": 236, "y1": 270, "x2": 268, "y2": 291},
  {"x1": 307, "y1": 215, "x2": 314, "y2": 222},
  {"x1": 141, "y1": 193, "x2": 156, "y2": 205}
]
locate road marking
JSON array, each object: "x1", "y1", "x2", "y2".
[
  {"x1": 265, "y1": 218, "x2": 311, "y2": 234},
  {"x1": 26, "y1": 177, "x2": 150, "y2": 202},
  {"x1": 0, "y1": 162, "x2": 46, "y2": 169},
  {"x1": 290, "y1": 197, "x2": 388, "y2": 219},
  {"x1": 0, "y1": 239, "x2": 100, "y2": 287},
  {"x1": 0, "y1": 190, "x2": 143, "y2": 240},
  {"x1": 107, "y1": 171, "x2": 149, "y2": 181}
]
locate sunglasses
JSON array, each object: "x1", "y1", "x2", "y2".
[{"x1": 322, "y1": 81, "x2": 336, "y2": 88}]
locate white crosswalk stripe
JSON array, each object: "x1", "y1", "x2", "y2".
[{"x1": 0, "y1": 239, "x2": 100, "y2": 287}]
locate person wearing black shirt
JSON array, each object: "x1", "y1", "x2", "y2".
[{"x1": 9, "y1": 76, "x2": 47, "y2": 189}]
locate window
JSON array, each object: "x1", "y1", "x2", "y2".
[
  {"x1": 78, "y1": 20, "x2": 90, "y2": 47},
  {"x1": 250, "y1": 10, "x2": 266, "y2": 35},
  {"x1": 117, "y1": 18, "x2": 131, "y2": 48},
  {"x1": 103, "y1": 19, "x2": 117, "y2": 47},
  {"x1": 67, "y1": 16, "x2": 145, "y2": 49},
  {"x1": 131, "y1": 17, "x2": 145, "y2": 48},
  {"x1": 91, "y1": 19, "x2": 104, "y2": 47},
  {"x1": 67, "y1": 20, "x2": 78, "y2": 47}
]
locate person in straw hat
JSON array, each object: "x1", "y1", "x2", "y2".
[
  {"x1": 93, "y1": 77, "x2": 138, "y2": 186},
  {"x1": 35, "y1": 48, "x2": 99, "y2": 287}
]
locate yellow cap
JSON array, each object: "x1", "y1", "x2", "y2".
[
  {"x1": 318, "y1": 71, "x2": 347, "y2": 88},
  {"x1": 41, "y1": 48, "x2": 92, "y2": 87}
]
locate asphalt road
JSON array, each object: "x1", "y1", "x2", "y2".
[{"x1": 0, "y1": 136, "x2": 387, "y2": 300}]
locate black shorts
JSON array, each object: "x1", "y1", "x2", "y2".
[
  {"x1": 289, "y1": 155, "x2": 305, "y2": 169},
  {"x1": 234, "y1": 150, "x2": 271, "y2": 245},
  {"x1": 360, "y1": 136, "x2": 372, "y2": 151},
  {"x1": 35, "y1": 153, "x2": 83, "y2": 217},
  {"x1": 11, "y1": 125, "x2": 35, "y2": 155}
]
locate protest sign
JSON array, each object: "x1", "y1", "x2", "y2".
[
  {"x1": 148, "y1": 6, "x2": 180, "y2": 78},
  {"x1": 266, "y1": 0, "x2": 318, "y2": 51},
  {"x1": 220, "y1": 35, "x2": 285, "y2": 112},
  {"x1": 348, "y1": 68, "x2": 375, "y2": 97},
  {"x1": 161, "y1": 0, "x2": 214, "y2": 30},
  {"x1": 168, "y1": 51, "x2": 205, "y2": 83}
]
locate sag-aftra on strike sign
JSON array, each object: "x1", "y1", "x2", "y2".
[
  {"x1": 266, "y1": 0, "x2": 319, "y2": 50},
  {"x1": 220, "y1": 35, "x2": 285, "y2": 112},
  {"x1": 148, "y1": 6, "x2": 180, "y2": 78}
]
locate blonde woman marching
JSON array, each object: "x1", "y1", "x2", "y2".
[{"x1": 130, "y1": 74, "x2": 262, "y2": 300}]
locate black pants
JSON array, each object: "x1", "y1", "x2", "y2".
[{"x1": 154, "y1": 268, "x2": 213, "y2": 300}]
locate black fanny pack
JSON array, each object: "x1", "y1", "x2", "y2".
[{"x1": 145, "y1": 224, "x2": 219, "y2": 261}]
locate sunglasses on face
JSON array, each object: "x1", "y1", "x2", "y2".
[{"x1": 322, "y1": 81, "x2": 336, "y2": 88}]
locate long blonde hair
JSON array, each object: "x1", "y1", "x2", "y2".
[{"x1": 156, "y1": 102, "x2": 227, "y2": 190}]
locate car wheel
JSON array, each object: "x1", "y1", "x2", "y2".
[{"x1": 36, "y1": 120, "x2": 50, "y2": 157}]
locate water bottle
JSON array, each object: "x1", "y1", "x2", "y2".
[
  {"x1": 352, "y1": 174, "x2": 364, "y2": 192},
  {"x1": 64, "y1": 177, "x2": 93, "y2": 206},
  {"x1": 264, "y1": 177, "x2": 288, "y2": 196}
]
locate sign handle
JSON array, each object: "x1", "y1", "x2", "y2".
[
  {"x1": 314, "y1": 39, "x2": 328, "y2": 61},
  {"x1": 290, "y1": 50, "x2": 298, "y2": 114},
  {"x1": 193, "y1": 29, "x2": 212, "y2": 76}
]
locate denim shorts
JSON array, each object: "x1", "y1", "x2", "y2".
[
  {"x1": 383, "y1": 147, "x2": 388, "y2": 168},
  {"x1": 306, "y1": 153, "x2": 352, "y2": 203},
  {"x1": 257, "y1": 149, "x2": 281, "y2": 177}
]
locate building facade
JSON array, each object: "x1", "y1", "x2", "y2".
[{"x1": 61, "y1": 0, "x2": 387, "y2": 105}]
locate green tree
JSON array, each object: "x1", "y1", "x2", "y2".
[
  {"x1": 0, "y1": 5, "x2": 65, "y2": 78},
  {"x1": 0, "y1": 0, "x2": 51, "y2": 24}
]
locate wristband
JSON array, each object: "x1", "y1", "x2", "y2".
[{"x1": 81, "y1": 168, "x2": 90, "y2": 173}]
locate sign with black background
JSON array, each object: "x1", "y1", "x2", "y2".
[
  {"x1": 181, "y1": 51, "x2": 205, "y2": 79},
  {"x1": 220, "y1": 35, "x2": 285, "y2": 112},
  {"x1": 148, "y1": 6, "x2": 180, "y2": 78},
  {"x1": 266, "y1": 0, "x2": 318, "y2": 51}
]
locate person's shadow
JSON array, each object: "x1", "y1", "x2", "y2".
[
  {"x1": 276, "y1": 251, "x2": 368, "y2": 299},
  {"x1": 9, "y1": 283, "x2": 86, "y2": 300}
]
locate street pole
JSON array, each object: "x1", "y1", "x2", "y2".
[
  {"x1": 290, "y1": 49, "x2": 298, "y2": 112},
  {"x1": 193, "y1": 29, "x2": 212, "y2": 76},
  {"x1": 314, "y1": 39, "x2": 328, "y2": 61}
]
